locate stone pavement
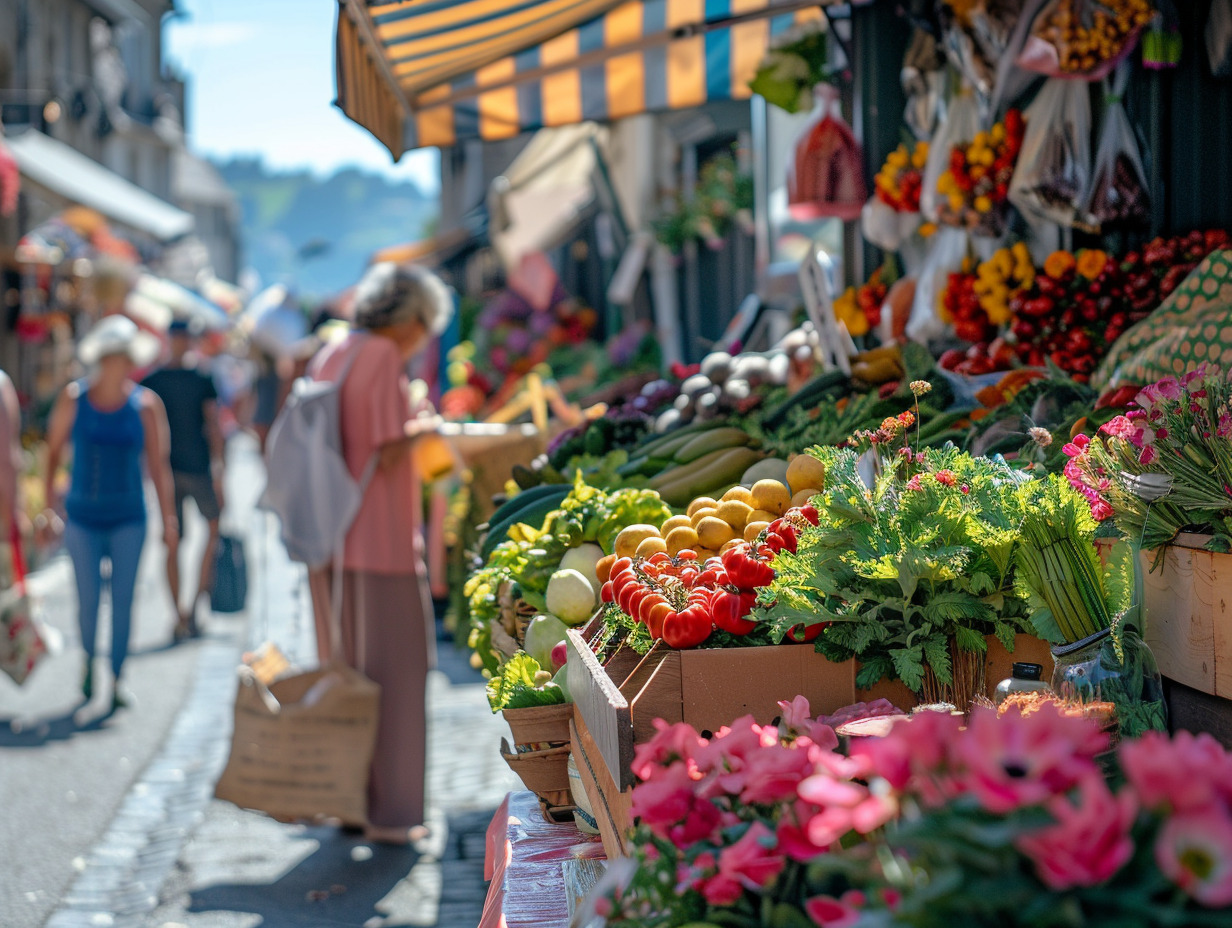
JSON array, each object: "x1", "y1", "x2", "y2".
[{"x1": 10, "y1": 433, "x2": 519, "y2": 927}]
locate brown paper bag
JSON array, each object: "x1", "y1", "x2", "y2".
[{"x1": 215, "y1": 659, "x2": 380, "y2": 826}]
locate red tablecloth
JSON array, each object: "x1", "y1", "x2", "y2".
[{"x1": 481, "y1": 791, "x2": 605, "y2": 928}]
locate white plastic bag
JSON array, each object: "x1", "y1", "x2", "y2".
[
  {"x1": 1009, "y1": 78, "x2": 1093, "y2": 228},
  {"x1": 1084, "y1": 65, "x2": 1149, "y2": 228},
  {"x1": 920, "y1": 88, "x2": 982, "y2": 223},
  {"x1": 1209, "y1": 0, "x2": 1232, "y2": 77},
  {"x1": 861, "y1": 197, "x2": 921, "y2": 253},
  {"x1": 908, "y1": 225, "x2": 969, "y2": 343}
]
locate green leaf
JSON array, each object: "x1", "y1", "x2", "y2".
[
  {"x1": 856, "y1": 654, "x2": 894, "y2": 689},
  {"x1": 891, "y1": 644, "x2": 926, "y2": 693},
  {"x1": 922, "y1": 635, "x2": 953, "y2": 685},
  {"x1": 992, "y1": 620, "x2": 1018, "y2": 651},
  {"x1": 953, "y1": 625, "x2": 989, "y2": 653},
  {"x1": 1029, "y1": 606, "x2": 1066, "y2": 645}
]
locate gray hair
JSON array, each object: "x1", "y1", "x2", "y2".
[{"x1": 353, "y1": 262, "x2": 453, "y2": 335}]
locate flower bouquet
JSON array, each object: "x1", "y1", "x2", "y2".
[
  {"x1": 655, "y1": 153, "x2": 754, "y2": 254},
  {"x1": 934, "y1": 109, "x2": 1025, "y2": 237},
  {"x1": 754, "y1": 437, "x2": 1036, "y2": 707},
  {"x1": 833, "y1": 265, "x2": 891, "y2": 339},
  {"x1": 1064, "y1": 365, "x2": 1232, "y2": 552}
]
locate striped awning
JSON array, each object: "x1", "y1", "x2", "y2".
[{"x1": 336, "y1": 0, "x2": 826, "y2": 157}]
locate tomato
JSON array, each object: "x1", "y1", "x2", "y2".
[
  {"x1": 637, "y1": 592, "x2": 667, "y2": 627},
  {"x1": 645, "y1": 602, "x2": 673, "y2": 639},
  {"x1": 712, "y1": 590, "x2": 758, "y2": 635},
  {"x1": 678, "y1": 567, "x2": 700, "y2": 587},
  {"x1": 647, "y1": 551, "x2": 671, "y2": 567},
  {"x1": 600, "y1": 580, "x2": 615, "y2": 603},
  {"x1": 609, "y1": 569, "x2": 637, "y2": 598},
  {"x1": 610, "y1": 557, "x2": 634, "y2": 577},
  {"x1": 662, "y1": 604, "x2": 712, "y2": 649},
  {"x1": 617, "y1": 581, "x2": 646, "y2": 616},
  {"x1": 675, "y1": 550, "x2": 698, "y2": 562}
]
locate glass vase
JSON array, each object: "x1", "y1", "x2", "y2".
[{"x1": 1050, "y1": 627, "x2": 1168, "y2": 740}]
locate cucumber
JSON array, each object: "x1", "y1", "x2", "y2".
[
  {"x1": 652, "y1": 447, "x2": 766, "y2": 508},
  {"x1": 762, "y1": 371, "x2": 849, "y2": 432},
  {"x1": 484, "y1": 484, "x2": 571, "y2": 535},
  {"x1": 635, "y1": 419, "x2": 722, "y2": 458},
  {"x1": 672, "y1": 427, "x2": 753, "y2": 464},
  {"x1": 481, "y1": 486, "x2": 573, "y2": 560}
]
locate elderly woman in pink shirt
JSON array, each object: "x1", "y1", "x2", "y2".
[{"x1": 307, "y1": 262, "x2": 452, "y2": 844}]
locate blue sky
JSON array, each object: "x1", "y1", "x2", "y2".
[{"x1": 165, "y1": 0, "x2": 440, "y2": 191}]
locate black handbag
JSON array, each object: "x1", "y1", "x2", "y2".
[{"x1": 211, "y1": 534, "x2": 248, "y2": 614}]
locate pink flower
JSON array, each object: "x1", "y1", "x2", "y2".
[
  {"x1": 1017, "y1": 773, "x2": 1137, "y2": 890},
  {"x1": 1062, "y1": 433, "x2": 1091, "y2": 459},
  {"x1": 1090, "y1": 499, "x2": 1115, "y2": 521},
  {"x1": 849, "y1": 712, "x2": 960, "y2": 793},
  {"x1": 1156, "y1": 809, "x2": 1232, "y2": 907},
  {"x1": 1157, "y1": 376, "x2": 1183, "y2": 401},
  {"x1": 954, "y1": 706, "x2": 1107, "y2": 814},
  {"x1": 1138, "y1": 444, "x2": 1158, "y2": 466},
  {"x1": 777, "y1": 802, "x2": 832, "y2": 862},
  {"x1": 1101, "y1": 415, "x2": 1134, "y2": 439},
  {"x1": 934, "y1": 469, "x2": 956, "y2": 487},
  {"x1": 804, "y1": 894, "x2": 863, "y2": 927},
  {"x1": 1120, "y1": 729, "x2": 1232, "y2": 813},
  {"x1": 631, "y1": 761, "x2": 719, "y2": 845},
  {"x1": 631, "y1": 719, "x2": 706, "y2": 781},
  {"x1": 1182, "y1": 364, "x2": 1210, "y2": 388},
  {"x1": 777, "y1": 695, "x2": 841, "y2": 748},
  {"x1": 904, "y1": 475, "x2": 923, "y2": 492},
  {"x1": 700, "y1": 822, "x2": 784, "y2": 904},
  {"x1": 739, "y1": 742, "x2": 816, "y2": 806}
]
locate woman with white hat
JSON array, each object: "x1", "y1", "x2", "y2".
[{"x1": 44, "y1": 315, "x2": 178, "y2": 710}]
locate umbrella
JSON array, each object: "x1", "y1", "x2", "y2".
[{"x1": 127, "y1": 273, "x2": 231, "y2": 332}]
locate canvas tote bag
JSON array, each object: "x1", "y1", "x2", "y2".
[{"x1": 0, "y1": 523, "x2": 48, "y2": 686}]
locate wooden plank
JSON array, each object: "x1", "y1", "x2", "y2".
[
  {"x1": 1142, "y1": 542, "x2": 1218, "y2": 695},
  {"x1": 566, "y1": 629, "x2": 635, "y2": 793},
  {"x1": 1164, "y1": 677, "x2": 1232, "y2": 749},
  {"x1": 629, "y1": 652, "x2": 684, "y2": 747},
  {"x1": 571, "y1": 715, "x2": 633, "y2": 860}
]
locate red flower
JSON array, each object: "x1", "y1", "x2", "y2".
[{"x1": 804, "y1": 893, "x2": 863, "y2": 927}]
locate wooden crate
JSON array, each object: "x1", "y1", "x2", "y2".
[
  {"x1": 1138, "y1": 534, "x2": 1232, "y2": 699},
  {"x1": 570, "y1": 712, "x2": 634, "y2": 861}
]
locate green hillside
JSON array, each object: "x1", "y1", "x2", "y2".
[{"x1": 216, "y1": 158, "x2": 438, "y2": 300}]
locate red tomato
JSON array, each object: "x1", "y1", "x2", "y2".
[
  {"x1": 662, "y1": 604, "x2": 712, "y2": 649},
  {"x1": 787, "y1": 622, "x2": 825, "y2": 643}
]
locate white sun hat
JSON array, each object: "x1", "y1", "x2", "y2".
[{"x1": 78, "y1": 314, "x2": 161, "y2": 367}]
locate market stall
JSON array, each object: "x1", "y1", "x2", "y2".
[{"x1": 335, "y1": 0, "x2": 1232, "y2": 924}]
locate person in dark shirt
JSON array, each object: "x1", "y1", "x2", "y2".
[{"x1": 141, "y1": 318, "x2": 225, "y2": 639}]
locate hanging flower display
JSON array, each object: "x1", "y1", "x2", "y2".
[
  {"x1": 935, "y1": 109, "x2": 1025, "y2": 235},
  {"x1": 654, "y1": 154, "x2": 754, "y2": 254}
]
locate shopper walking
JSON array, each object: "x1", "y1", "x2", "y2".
[
  {"x1": 306, "y1": 262, "x2": 451, "y2": 844},
  {"x1": 44, "y1": 316, "x2": 177, "y2": 710},
  {"x1": 142, "y1": 318, "x2": 226, "y2": 639}
]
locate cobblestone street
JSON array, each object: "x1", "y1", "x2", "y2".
[{"x1": 0, "y1": 435, "x2": 517, "y2": 928}]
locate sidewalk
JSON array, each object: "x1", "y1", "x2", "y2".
[{"x1": 31, "y1": 434, "x2": 518, "y2": 927}]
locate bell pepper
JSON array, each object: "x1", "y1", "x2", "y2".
[
  {"x1": 787, "y1": 622, "x2": 825, "y2": 643},
  {"x1": 662, "y1": 604, "x2": 712, "y2": 649},
  {"x1": 721, "y1": 543, "x2": 775, "y2": 591},
  {"x1": 712, "y1": 590, "x2": 758, "y2": 635}
]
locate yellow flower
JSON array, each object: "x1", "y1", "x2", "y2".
[
  {"x1": 985, "y1": 301, "x2": 1012, "y2": 325},
  {"x1": 974, "y1": 195, "x2": 994, "y2": 214},
  {"x1": 844, "y1": 311, "x2": 870, "y2": 337},
  {"x1": 948, "y1": 192, "x2": 966, "y2": 212},
  {"x1": 911, "y1": 142, "x2": 929, "y2": 169},
  {"x1": 918, "y1": 222, "x2": 937, "y2": 238}
]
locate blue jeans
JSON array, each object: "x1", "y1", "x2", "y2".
[{"x1": 64, "y1": 519, "x2": 147, "y2": 679}]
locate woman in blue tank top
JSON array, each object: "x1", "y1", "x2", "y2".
[{"x1": 44, "y1": 316, "x2": 177, "y2": 711}]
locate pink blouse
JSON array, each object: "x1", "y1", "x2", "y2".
[{"x1": 310, "y1": 334, "x2": 422, "y2": 575}]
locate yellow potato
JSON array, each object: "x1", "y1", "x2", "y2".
[
  {"x1": 665, "y1": 525, "x2": 700, "y2": 556},
  {"x1": 744, "y1": 520, "x2": 770, "y2": 542},
  {"x1": 696, "y1": 516, "x2": 736, "y2": 550},
  {"x1": 786, "y1": 455, "x2": 827, "y2": 496},
  {"x1": 749, "y1": 508, "x2": 778, "y2": 525},
  {"x1": 721, "y1": 486, "x2": 753, "y2": 505},
  {"x1": 689, "y1": 507, "x2": 718, "y2": 527},
  {"x1": 750, "y1": 479, "x2": 791, "y2": 516},
  {"x1": 720, "y1": 539, "x2": 742, "y2": 555},
  {"x1": 661, "y1": 515, "x2": 694, "y2": 535},
  {"x1": 687, "y1": 497, "x2": 719, "y2": 517},
  {"x1": 715, "y1": 500, "x2": 753, "y2": 531},
  {"x1": 615, "y1": 524, "x2": 661, "y2": 559},
  {"x1": 790, "y1": 489, "x2": 820, "y2": 510},
  {"x1": 635, "y1": 536, "x2": 668, "y2": 559},
  {"x1": 694, "y1": 547, "x2": 720, "y2": 563}
]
